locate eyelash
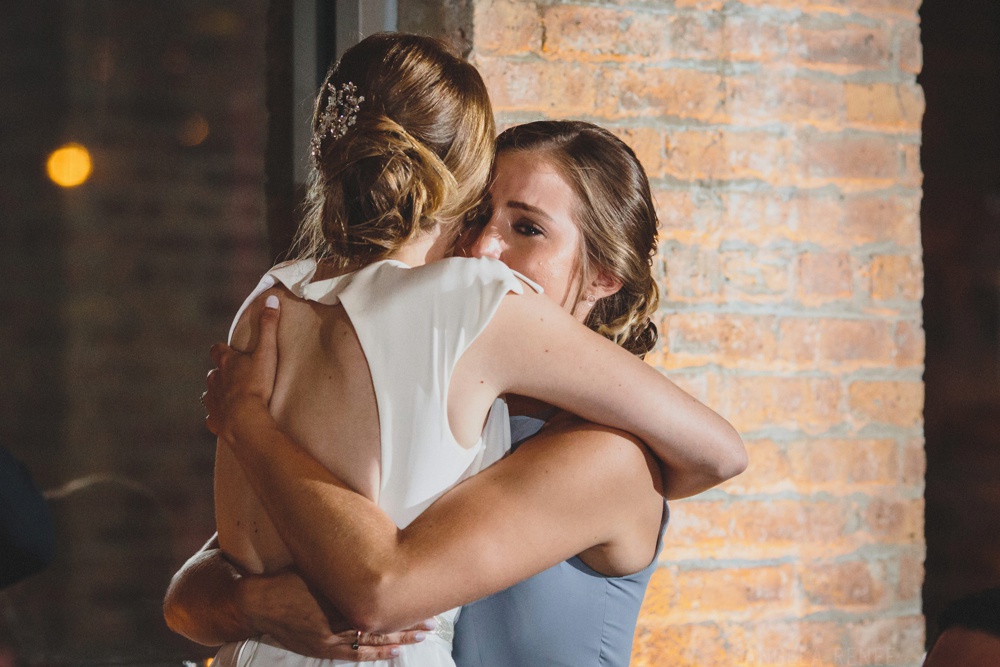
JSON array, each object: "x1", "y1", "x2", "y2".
[{"x1": 513, "y1": 219, "x2": 544, "y2": 237}]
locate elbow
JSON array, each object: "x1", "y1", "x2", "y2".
[
  {"x1": 326, "y1": 571, "x2": 403, "y2": 634},
  {"x1": 712, "y1": 426, "x2": 748, "y2": 483},
  {"x1": 162, "y1": 587, "x2": 201, "y2": 645}
]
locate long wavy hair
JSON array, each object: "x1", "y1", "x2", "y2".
[{"x1": 495, "y1": 121, "x2": 660, "y2": 357}]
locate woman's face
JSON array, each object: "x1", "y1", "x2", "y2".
[{"x1": 463, "y1": 150, "x2": 591, "y2": 319}]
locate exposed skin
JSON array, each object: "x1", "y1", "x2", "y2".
[
  {"x1": 923, "y1": 627, "x2": 1000, "y2": 667},
  {"x1": 165, "y1": 152, "x2": 746, "y2": 654}
]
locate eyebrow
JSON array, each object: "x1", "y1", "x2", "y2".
[{"x1": 506, "y1": 200, "x2": 554, "y2": 222}]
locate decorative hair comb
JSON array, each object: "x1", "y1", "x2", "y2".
[{"x1": 311, "y1": 81, "x2": 365, "y2": 159}]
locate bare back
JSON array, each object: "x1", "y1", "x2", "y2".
[{"x1": 215, "y1": 257, "x2": 530, "y2": 575}]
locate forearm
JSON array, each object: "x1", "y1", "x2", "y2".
[
  {"x1": 644, "y1": 388, "x2": 748, "y2": 500},
  {"x1": 164, "y1": 539, "x2": 257, "y2": 646},
  {"x1": 222, "y1": 402, "x2": 411, "y2": 632},
  {"x1": 224, "y1": 402, "x2": 647, "y2": 634},
  {"x1": 488, "y1": 294, "x2": 748, "y2": 499}
]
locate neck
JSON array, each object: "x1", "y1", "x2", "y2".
[{"x1": 387, "y1": 223, "x2": 454, "y2": 267}]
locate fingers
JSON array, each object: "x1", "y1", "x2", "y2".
[
  {"x1": 254, "y1": 294, "x2": 280, "y2": 359},
  {"x1": 357, "y1": 629, "x2": 428, "y2": 647},
  {"x1": 209, "y1": 343, "x2": 225, "y2": 368},
  {"x1": 329, "y1": 644, "x2": 402, "y2": 662}
]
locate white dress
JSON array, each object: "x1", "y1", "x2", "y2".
[{"x1": 213, "y1": 256, "x2": 539, "y2": 667}]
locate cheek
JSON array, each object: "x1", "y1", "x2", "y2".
[{"x1": 526, "y1": 247, "x2": 581, "y2": 308}]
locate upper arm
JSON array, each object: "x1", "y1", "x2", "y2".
[{"x1": 473, "y1": 291, "x2": 747, "y2": 498}]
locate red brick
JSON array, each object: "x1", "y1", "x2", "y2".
[
  {"x1": 797, "y1": 251, "x2": 853, "y2": 301},
  {"x1": 675, "y1": 564, "x2": 798, "y2": 615},
  {"x1": 849, "y1": 380, "x2": 924, "y2": 428},
  {"x1": 801, "y1": 559, "x2": 886, "y2": 606},
  {"x1": 473, "y1": 0, "x2": 543, "y2": 55},
  {"x1": 660, "y1": 128, "x2": 795, "y2": 183},
  {"x1": 896, "y1": 19, "x2": 923, "y2": 74},
  {"x1": 870, "y1": 254, "x2": 923, "y2": 301},
  {"x1": 845, "y1": 82, "x2": 924, "y2": 130},
  {"x1": 722, "y1": 375, "x2": 843, "y2": 434},
  {"x1": 897, "y1": 549, "x2": 925, "y2": 605},
  {"x1": 795, "y1": 24, "x2": 891, "y2": 71},
  {"x1": 653, "y1": 187, "x2": 725, "y2": 242},
  {"x1": 720, "y1": 11, "x2": 793, "y2": 62},
  {"x1": 541, "y1": 6, "x2": 722, "y2": 61},
  {"x1": 720, "y1": 439, "x2": 791, "y2": 493},
  {"x1": 611, "y1": 126, "x2": 666, "y2": 183},
  {"x1": 721, "y1": 248, "x2": 794, "y2": 299},
  {"x1": 838, "y1": 193, "x2": 922, "y2": 247},
  {"x1": 631, "y1": 621, "x2": 728, "y2": 666},
  {"x1": 817, "y1": 319, "x2": 897, "y2": 365},
  {"x1": 659, "y1": 244, "x2": 720, "y2": 300},
  {"x1": 474, "y1": 56, "x2": 599, "y2": 114},
  {"x1": 844, "y1": 615, "x2": 926, "y2": 666},
  {"x1": 801, "y1": 131, "x2": 900, "y2": 183},
  {"x1": 901, "y1": 438, "x2": 926, "y2": 487},
  {"x1": 601, "y1": 67, "x2": 726, "y2": 121},
  {"x1": 893, "y1": 319, "x2": 924, "y2": 368},
  {"x1": 742, "y1": 619, "x2": 847, "y2": 667},
  {"x1": 900, "y1": 143, "x2": 923, "y2": 187},
  {"x1": 664, "y1": 312, "x2": 778, "y2": 367},
  {"x1": 864, "y1": 494, "x2": 923, "y2": 543},
  {"x1": 723, "y1": 191, "x2": 844, "y2": 247},
  {"x1": 786, "y1": 439, "x2": 900, "y2": 487},
  {"x1": 726, "y1": 70, "x2": 846, "y2": 128},
  {"x1": 739, "y1": 498, "x2": 852, "y2": 544}
]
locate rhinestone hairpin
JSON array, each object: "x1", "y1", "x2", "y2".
[{"x1": 311, "y1": 81, "x2": 365, "y2": 159}]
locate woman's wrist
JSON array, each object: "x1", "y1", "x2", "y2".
[
  {"x1": 231, "y1": 573, "x2": 263, "y2": 635},
  {"x1": 219, "y1": 396, "x2": 274, "y2": 445}
]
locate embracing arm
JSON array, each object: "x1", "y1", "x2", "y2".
[
  {"x1": 163, "y1": 535, "x2": 254, "y2": 646},
  {"x1": 163, "y1": 534, "x2": 429, "y2": 658},
  {"x1": 217, "y1": 397, "x2": 662, "y2": 633},
  {"x1": 478, "y1": 291, "x2": 747, "y2": 499}
]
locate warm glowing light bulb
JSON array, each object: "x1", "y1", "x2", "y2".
[
  {"x1": 179, "y1": 113, "x2": 210, "y2": 147},
  {"x1": 47, "y1": 143, "x2": 92, "y2": 187},
  {"x1": 203, "y1": 658, "x2": 214, "y2": 667}
]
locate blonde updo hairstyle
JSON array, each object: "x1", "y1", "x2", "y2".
[
  {"x1": 495, "y1": 121, "x2": 660, "y2": 357},
  {"x1": 296, "y1": 33, "x2": 495, "y2": 267}
]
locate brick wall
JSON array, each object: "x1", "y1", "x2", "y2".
[{"x1": 469, "y1": 1, "x2": 925, "y2": 665}]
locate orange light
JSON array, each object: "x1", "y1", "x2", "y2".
[
  {"x1": 203, "y1": 658, "x2": 214, "y2": 667},
  {"x1": 179, "y1": 113, "x2": 210, "y2": 147},
  {"x1": 47, "y1": 143, "x2": 92, "y2": 187}
]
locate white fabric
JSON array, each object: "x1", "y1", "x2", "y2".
[{"x1": 215, "y1": 256, "x2": 540, "y2": 667}]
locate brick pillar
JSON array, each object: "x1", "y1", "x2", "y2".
[{"x1": 469, "y1": 1, "x2": 925, "y2": 665}]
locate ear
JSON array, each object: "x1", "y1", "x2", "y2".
[{"x1": 588, "y1": 269, "x2": 623, "y2": 301}]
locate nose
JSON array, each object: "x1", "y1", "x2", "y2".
[{"x1": 469, "y1": 221, "x2": 504, "y2": 260}]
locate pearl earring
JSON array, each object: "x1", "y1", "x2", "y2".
[{"x1": 586, "y1": 294, "x2": 596, "y2": 304}]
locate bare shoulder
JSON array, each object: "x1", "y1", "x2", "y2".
[
  {"x1": 229, "y1": 286, "x2": 305, "y2": 352},
  {"x1": 512, "y1": 416, "x2": 665, "y2": 575},
  {"x1": 513, "y1": 416, "x2": 664, "y2": 503}
]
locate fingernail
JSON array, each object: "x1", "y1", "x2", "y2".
[
  {"x1": 390, "y1": 648, "x2": 401, "y2": 656},
  {"x1": 423, "y1": 619, "x2": 438, "y2": 630},
  {"x1": 414, "y1": 632, "x2": 426, "y2": 642},
  {"x1": 265, "y1": 295, "x2": 279, "y2": 309}
]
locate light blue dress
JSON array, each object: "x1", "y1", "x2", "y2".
[{"x1": 452, "y1": 415, "x2": 668, "y2": 667}]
